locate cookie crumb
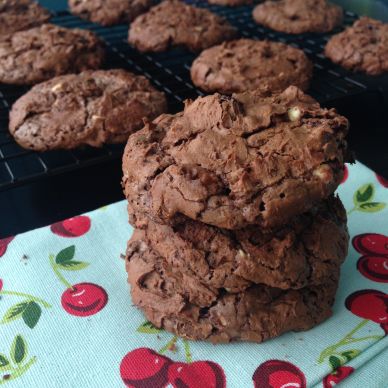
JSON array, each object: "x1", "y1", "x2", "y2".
[
  {"x1": 168, "y1": 343, "x2": 177, "y2": 352},
  {"x1": 20, "y1": 254, "x2": 29, "y2": 265},
  {"x1": 120, "y1": 253, "x2": 126, "y2": 260}
]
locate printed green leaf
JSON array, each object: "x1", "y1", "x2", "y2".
[
  {"x1": 137, "y1": 321, "x2": 162, "y2": 334},
  {"x1": 1, "y1": 302, "x2": 28, "y2": 324},
  {"x1": 22, "y1": 302, "x2": 42, "y2": 329},
  {"x1": 329, "y1": 355, "x2": 342, "y2": 371},
  {"x1": 0, "y1": 353, "x2": 11, "y2": 371},
  {"x1": 57, "y1": 261, "x2": 89, "y2": 271},
  {"x1": 341, "y1": 349, "x2": 361, "y2": 362},
  {"x1": 55, "y1": 245, "x2": 75, "y2": 264},
  {"x1": 358, "y1": 202, "x2": 386, "y2": 213},
  {"x1": 11, "y1": 335, "x2": 27, "y2": 365},
  {"x1": 0, "y1": 354, "x2": 9, "y2": 367},
  {"x1": 353, "y1": 184, "x2": 374, "y2": 205}
]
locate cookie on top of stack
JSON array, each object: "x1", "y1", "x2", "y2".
[{"x1": 122, "y1": 85, "x2": 350, "y2": 343}]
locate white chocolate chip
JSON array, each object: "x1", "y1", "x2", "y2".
[
  {"x1": 91, "y1": 115, "x2": 104, "y2": 121},
  {"x1": 51, "y1": 83, "x2": 63, "y2": 92},
  {"x1": 219, "y1": 316, "x2": 227, "y2": 326},
  {"x1": 237, "y1": 249, "x2": 249, "y2": 259},
  {"x1": 288, "y1": 107, "x2": 301, "y2": 122},
  {"x1": 139, "y1": 241, "x2": 148, "y2": 252},
  {"x1": 313, "y1": 165, "x2": 333, "y2": 182}
]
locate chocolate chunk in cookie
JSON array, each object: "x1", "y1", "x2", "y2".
[
  {"x1": 69, "y1": 0, "x2": 154, "y2": 26},
  {"x1": 0, "y1": 24, "x2": 105, "y2": 85},
  {"x1": 0, "y1": 0, "x2": 50, "y2": 35},
  {"x1": 253, "y1": 0, "x2": 343, "y2": 34},
  {"x1": 128, "y1": 0, "x2": 236, "y2": 52},
  {"x1": 122, "y1": 86, "x2": 349, "y2": 230},
  {"x1": 127, "y1": 196, "x2": 348, "y2": 294},
  {"x1": 9, "y1": 70, "x2": 167, "y2": 150},
  {"x1": 325, "y1": 17, "x2": 388, "y2": 75},
  {"x1": 126, "y1": 228, "x2": 341, "y2": 343},
  {"x1": 191, "y1": 39, "x2": 313, "y2": 94}
]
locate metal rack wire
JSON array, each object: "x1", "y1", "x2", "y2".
[{"x1": 0, "y1": 1, "x2": 387, "y2": 191}]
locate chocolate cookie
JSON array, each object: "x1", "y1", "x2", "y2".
[
  {"x1": 325, "y1": 17, "x2": 388, "y2": 76},
  {"x1": 122, "y1": 86, "x2": 349, "y2": 230},
  {"x1": 126, "y1": 232, "x2": 340, "y2": 343},
  {"x1": 208, "y1": 0, "x2": 252, "y2": 6},
  {"x1": 253, "y1": 0, "x2": 343, "y2": 34},
  {"x1": 0, "y1": 24, "x2": 105, "y2": 85},
  {"x1": 0, "y1": 0, "x2": 50, "y2": 35},
  {"x1": 127, "y1": 196, "x2": 348, "y2": 296},
  {"x1": 9, "y1": 70, "x2": 167, "y2": 150},
  {"x1": 191, "y1": 39, "x2": 313, "y2": 94},
  {"x1": 128, "y1": 0, "x2": 236, "y2": 52},
  {"x1": 69, "y1": 0, "x2": 154, "y2": 26}
]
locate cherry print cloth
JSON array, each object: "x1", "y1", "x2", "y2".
[{"x1": 0, "y1": 161, "x2": 387, "y2": 388}]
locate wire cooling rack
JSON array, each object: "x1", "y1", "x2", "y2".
[{"x1": 1, "y1": 0, "x2": 387, "y2": 191}]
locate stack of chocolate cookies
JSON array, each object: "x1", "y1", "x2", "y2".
[{"x1": 122, "y1": 86, "x2": 350, "y2": 343}]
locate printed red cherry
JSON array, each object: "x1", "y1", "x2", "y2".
[
  {"x1": 323, "y1": 366, "x2": 354, "y2": 388},
  {"x1": 0, "y1": 237, "x2": 14, "y2": 257},
  {"x1": 340, "y1": 164, "x2": 349, "y2": 184},
  {"x1": 345, "y1": 289, "x2": 388, "y2": 325},
  {"x1": 0, "y1": 279, "x2": 3, "y2": 291},
  {"x1": 376, "y1": 174, "x2": 388, "y2": 188},
  {"x1": 168, "y1": 360, "x2": 226, "y2": 388},
  {"x1": 357, "y1": 256, "x2": 388, "y2": 283},
  {"x1": 51, "y1": 216, "x2": 91, "y2": 238},
  {"x1": 252, "y1": 360, "x2": 306, "y2": 388},
  {"x1": 120, "y1": 348, "x2": 172, "y2": 388},
  {"x1": 352, "y1": 233, "x2": 388, "y2": 256},
  {"x1": 61, "y1": 282, "x2": 108, "y2": 317}
]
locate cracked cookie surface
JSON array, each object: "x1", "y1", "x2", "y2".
[
  {"x1": 9, "y1": 69, "x2": 167, "y2": 150},
  {"x1": 128, "y1": 0, "x2": 236, "y2": 52},
  {"x1": 126, "y1": 228, "x2": 340, "y2": 343},
  {"x1": 191, "y1": 39, "x2": 313, "y2": 94},
  {"x1": 325, "y1": 17, "x2": 388, "y2": 75},
  {"x1": 0, "y1": 23, "x2": 105, "y2": 85},
  {"x1": 122, "y1": 86, "x2": 349, "y2": 230},
  {"x1": 253, "y1": 0, "x2": 343, "y2": 34},
  {"x1": 127, "y1": 196, "x2": 348, "y2": 295},
  {"x1": 69, "y1": 0, "x2": 154, "y2": 26},
  {"x1": 0, "y1": 0, "x2": 50, "y2": 35}
]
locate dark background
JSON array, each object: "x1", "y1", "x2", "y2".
[{"x1": 0, "y1": 0, "x2": 388, "y2": 238}]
